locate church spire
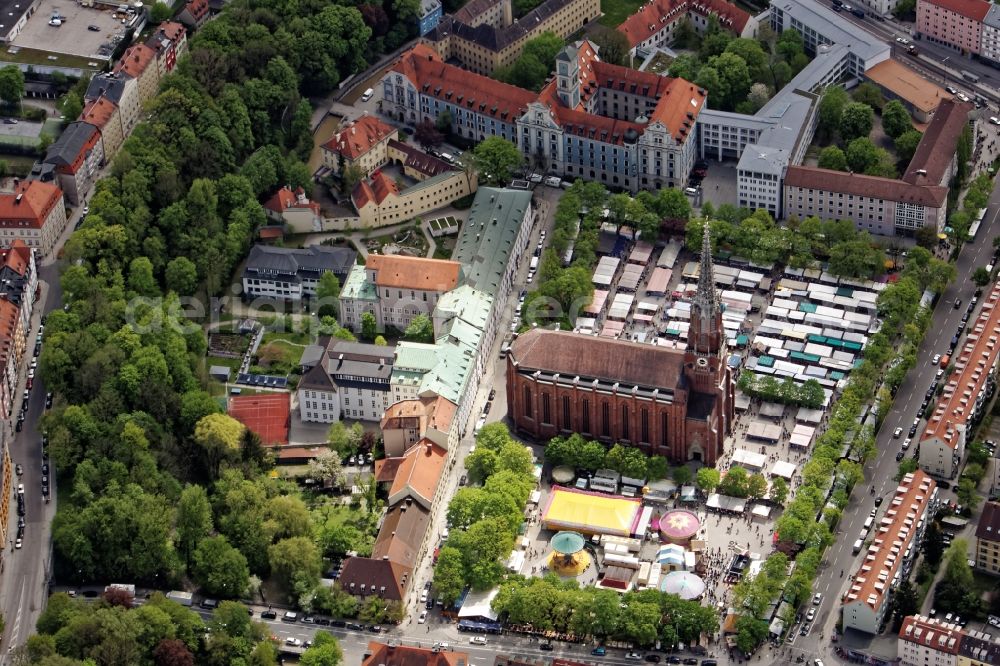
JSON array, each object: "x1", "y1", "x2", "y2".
[{"x1": 695, "y1": 223, "x2": 719, "y2": 320}]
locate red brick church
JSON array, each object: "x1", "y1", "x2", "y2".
[{"x1": 505, "y1": 227, "x2": 734, "y2": 464}]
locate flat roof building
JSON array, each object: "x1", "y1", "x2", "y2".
[
  {"x1": 864, "y1": 59, "x2": 948, "y2": 123},
  {"x1": 241, "y1": 245, "x2": 356, "y2": 302}
]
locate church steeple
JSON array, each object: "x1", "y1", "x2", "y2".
[{"x1": 687, "y1": 224, "x2": 723, "y2": 356}]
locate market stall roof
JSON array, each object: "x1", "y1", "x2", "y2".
[
  {"x1": 706, "y1": 494, "x2": 746, "y2": 513},
  {"x1": 732, "y1": 449, "x2": 767, "y2": 470},
  {"x1": 752, "y1": 504, "x2": 771, "y2": 518},
  {"x1": 770, "y1": 460, "x2": 796, "y2": 479},
  {"x1": 759, "y1": 402, "x2": 785, "y2": 418},
  {"x1": 459, "y1": 588, "x2": 499, "y2": 621}
]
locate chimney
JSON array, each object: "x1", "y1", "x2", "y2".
[{"x1": 14, "y1": 194, "x2": 22, "y2": 205}]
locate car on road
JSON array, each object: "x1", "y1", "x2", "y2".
[
  {"x1": 806, "y1": 608, "x2": 816, "y2": 622},
  {"x1": 892, "y1": 427, "x2": 902, "y2": 438},
  {"x1": 895, "y1": 36, "x2": 909, "y2": 44},
  {"x1": 87, "y1": 24, "x2": 100, "y2": 30},
  {"x1": 896, "y1": 451, "x2": 905, "y2": 461},
  {"x1": 17, "y1": 483, "x2": 23, "y2": 494},
  {"x1": 591, "y1": 647, "x2": 607, "y2": 656},
  {"x1": 14, "y1": 538, "x2": 21, "y2": 549},
  {"x1": 540, "y1": 643, "x2": 554, "y2": 651},
  {"x1": 800, "y1": 623, "x2": 810, "y2": 636},
  {"x1": 813, "y1": 592, "x2": 822, "y2": 605},
  {"x1": 625, "y1": 652, "x2": 643, "y2": 660},
  {"x1": 932, "y1": 354, "x2": 941, "y2": 365},
  {"x1": 418, "y1": 611, "x2": 427, "y2": 623},
  {"x1": 902, "y1": 438, "x2": 911, "y2": 450},
  {"x1": 285, "y1": 638, "x2": 302, "y2": 647},
  {"x1": 644, "y1": 656, "x2": 661, "y2": 663},
  {"x1": 946, "y1": 85, "x2": 958, "y2": 94},
  {"x1": 469, "y1": 636, "x2": 487, "y2": 645},
  {"x1": 14, "y1": 464, "x2": 21, "y2": 476}
]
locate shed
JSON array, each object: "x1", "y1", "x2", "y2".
[{"x1": 209, "y1": 365, "x2": 231, "y2": 382}]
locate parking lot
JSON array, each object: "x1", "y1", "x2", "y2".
[{"x1": 12, "y1": 0, "x2": 134, "y2": 59}]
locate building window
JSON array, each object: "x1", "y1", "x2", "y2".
[
  {"x1": 601, "y1": 401, "x2": 610, "y2": 437},
  {"x1": 621, "y1": 404, "x2": 629, "y2": 441},
  {"x1": 641, "y1": 408, "x2": 649, "y2": 443},
  {"x1": 523, "y1": 386, "x2": 532, "y2": 418},
  {"x1": 582, "y1": 399, "x2": 590, "y2": 433},
  {"x1": 542, "y1": 393, "x2": 551, "y2": 424},
  {"x1": 562, "y1": 396, "x2": 570, "y2": 429}
]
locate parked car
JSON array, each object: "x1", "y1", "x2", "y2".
[{"x1": 591, "y1": 647, "x2": 607, "y2": 656}]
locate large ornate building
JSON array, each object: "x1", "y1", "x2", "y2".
[{"x1": 505, "y1": 227, "x2": 734, "y2": 464}]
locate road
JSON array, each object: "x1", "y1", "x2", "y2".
[
  {"x1": 788, "y1": 176, "x2": 1000, "y2": 661},
  {"x1": 0, "y1": 221, "x2": 72, "y2": 654}
]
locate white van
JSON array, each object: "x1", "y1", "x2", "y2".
[
  {"x1": 684, "y1": 187, "x2": 698, "y2": 196},
  {"x1": 852, "y1": 539, "x2": 863, "y2": 554},
  {"x1": 360, "y1": 88, "x2": 374, "y2": 102},
  {"x1": 529, "y1": 256, "x2": 539, "y2": 271},
  {"x1": 544, "y1": 176, "x2": 561, "y2": 187},
  {"x1": 863, "y1": 516, "x2": 875, "y2": 531}
]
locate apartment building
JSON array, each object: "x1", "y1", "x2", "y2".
[
  {"x1": 898, "y1": 615, "x2": 1000, "y2": 666},
  {"x1": 916, "y1": 0, "x2": 989, "y2": 55},
  {"x1": 0, "y1": 181, "x2": 67, "y2": 256},
  {"x1": 422, "y1": 0, "x2": 600, "y2": 75},
  {"x1": 975, "y1": 502, "x2": 1000, "y2": 575},
  {"x1": 262, "y1": 186, "x2": 323, "y2": 234},
  {"x1": 339, "y1": 253, "x2": 461, "y2": 332},
  {"x1": 297, "y1": 338, "x2": 395, "y2": 423},
  {"x1": 419, "y1": 0, "x2": 442, "y2": 34},
  {"x1": 380, "y1": 394, "x2": 456, "y2": 456},
  {"x1": 80, "y1": 96, "x2": 125, "y2": 163},
  {"x1": 920, "y1": 279, "x2": 1000, "y2": 478},
  {"x1": 241, "y1": 245, "x2": 356, "y2": 302},
  {"x1": 899, "y1": 615, "x2": 964, "y2": 666},
  {"x1": 115, "y1": 44, "x2": 160, "y2": 107},
  {"x1": 769, "y1": 0, "x2": 889, "y2": 76},
  {"x1": 982, "y1": 5, "x2": 1000, "y2": 65},
  {"x1": 382, "y1": 41, "x2": 705, "y2": 193},
  {"x1": 84, "y1": 73, "x2": 141, "y2": 135},
  {"x1": 145, "y1": 22, "x2": 187, "y2": 79},
  {"x1": 842, "y1": 470, "x2": 937, "y2": 634},
  {"x1": 29, "y1": 121, "x2": 104, "y2": 205},
  {"x1": 320, "y1": 115, "x2": 398, "y2": 177},
  {"x1": 178, "y1": 0, "x2": 210, "y2": 29},
  {"x1": 618, "y1": 0, "x2": 753, "y2": 57}
]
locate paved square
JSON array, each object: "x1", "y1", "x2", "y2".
[{"x1": 12, "y1": 0, "x2": 133, "y2": 59}]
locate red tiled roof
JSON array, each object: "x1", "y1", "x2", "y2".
[
  {"x1": 921, "y1": 0, "x2": 989, "y2": 21},
  {"x1": 843, "y1": 471, "x2": 935, "y2": 615},
  {"x1": 902, "y1": 98, "x2": 973, "y2": 185},
  {"x1": 922, "y1": 280, "x2": 1000, "y2": 449},
  {"x1": 898, "y1": 615, "x2": 964, "y2": 654},
  {"x1": 784, "y1": 166, "x2": 948, "y2": 208},
  {"x1": 390, "y1": 44, "x2": 536, "y2": 124},
  {"x1": 264, "y1": 185, "x2": 320, "y2": 215},
  {"x1": 387, "y1": 439, "x2": 447, "y2": 507},
  {"x1": 387, "y1": 140, "x2": 454, "y2": 178},
  {"x1": 363, "y1": 641, "x2": 469, "y2": 666},
  {"x1": 352, "y1": 180, "x2": 375, "y2": 210},
  {"x1": 184, "y1": 0, "x2": 209, "y2": 19},
  {"x1": 0, "y1": 181, "x2": 62, "y2": 229},
  {"x1": 0, "y1": 240, "x2": 31, "y2": 276},
  {"x1": 370, "y1": 171, "x2": 399, "y2": 204},
  {"x1": 258, "y1": 226, "x2": 284, "y2": 239},
  {"x1": 115, "y1": 44, "x2": 157, "y2": 78},
  {"x1": 366, "y1": 254, "x2": 461, "y2": 291},
  {"x1": 618, "y1": 0, "x2": 750, "y2": 47},
  {"x1": 227, "y1": 393, "x2": 290, "y2": 446},
  {"x1": 380, "y1": 395, "x2": 457, "y2": 436},
  {"x1": 157, "y1": 21, "x2": 186, "y2": 42},
  {"x1": 80, "y1": 96, "x2": 118, "y2": 130},
  {"x1": 322, "y1": 115, "x2": 397, "y2": 161}
]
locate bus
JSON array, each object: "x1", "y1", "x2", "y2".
[
  {"x1": 969, "y1": 208, "x2": 987, "y2": 240},
  {"x1": 961, "y1": 70, "x2": 981, "y2": 83}
]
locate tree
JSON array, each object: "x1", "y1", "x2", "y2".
[
  {"x1": 895, "y1": 458, "x2": 918, "y2": 481},
  {"x1": 300, "y1": 632, "x2": 343, "y2": 666},
  {"x1": 891, "y1": 579, "x2": 919, "y2": 629},
  {"x1": 817, "y1": 86, "x2": 849, "y2": 139},
  {"x1": 671, "y1": 465, "x2": 692, "y2": 486},
  {"x1": 60, "y1": 91, "x2": 83, "y2": 124},
  {"x1": 818, "y1": 146, "x2": 847, "y2": 171},
  {"x1": 881, "y1": 100, "x2": 912, "y2": 139},
  {"x1": 176, "y1": 485, "x2": 213, "y2": 565},
  {"x1": 308, "y1": 449, "x2": 346, "y2": 488},
  {"x1": 360, "y1": 311, "x2": 377, "y2": 341},
  {"x1": 746, "y1": 473, "x2": 768, "y2": 500},
  {"x1": 192, "y1": 536, "x2": 250, "y2": 598},
  {"x1": 590, "y1": 27, "x2": 631, "y2": 66},
  {"x1": 894, "y1": 129, "x2": 923, "y2": 164},
  {"x1": 719, "y1": 466, "x2": 750, "y2": 497},
  {"x1": 327, "y1": 421, "x2": 363, "y2": 456},
  {"x1": 403, "y1": 313, "x2": 434, "y2": 343},
  {"x1": 846, "y1": 137, "x2": 879, "y2": 173},
  {"x1": 840, "y1": 102, "x2": 874, "y2": 141},
  {"x1": 315, "y1": 272, "x2": 341, "y2": 318},
  {"x1": 153, "y1": 638, "x2": 195, "y2": 666},
  {"x1": 165, "y1": 257, "x2": 198, "y2": 296},
  {"x1": 956, "y1": 478, "x2": 981, "y2": 511},
  {"x1": 973, "y1": 267, "x2": 991, "y2": 287},
  {"x1": 0, "y1": 65, "x2": 25, "y2": 107},
  {"x1": 604, "y1": 444, "x2": 648, "y2": 479},
  {"x1": 268, "y1": 536, "x2": 322, "y2": 598},
  {"x1": 696, "y1": 467, "x2": 720, "y2": 494},
  {"x1": 852, "y1": 82, "x2": 884, "y2": 110},
  {"x1": 435, "y1": 109, "x2": 453, "y2": 133},
  {"x1": 923, "y1": 521, "x2": 945, "y2": 566},
  {"x1": 194, "y1": 414, "x2": 245, "y2": 479},
  {"x1": 413, "y1": 119, "x2": 444, "y2": 149},
  {"x1": 769, "y1": 477, "x2": 789, "y2": 505},
  {"x1": 471, "y1": 137, "x2": 524, "y2": 185},
  {"x1": 433, "y1": 546, "x2": 466, "y2": 604}
]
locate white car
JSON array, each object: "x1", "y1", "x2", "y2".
[
  {"x1": 806, "y1": 608, "x2": 816, "y2": 622},
  {"x1": 813, "y1": 592, "x2": 823, "y2": 606},
  {"x1": 285, "y1": 637, "x2": 302, "y2": 647},
  {"x1": 420, "y1": 590, "x2": 428, "y2": 602},
  {"x1": 931, "y1": 354, "x2": 941, "y2": 366},
  {"x1": 14, "y1": 538, "x2": 21, "y2": 549},
  {"x1": 418, "y1": 610, "x2": 427, "y2": 623},
  {"x1": 528, "y1": 173, "x2": 543, "y2": 184},
  {"x1": 991, "y1": 116, "x2": 1000, "y2": 126},
  {"x1": 469, "y1": 636, "x2": 487, "y2": 645},
  {"x1": 902, "y1": 438, "x2": 912, "y2": 450},
  {"x1": 892, "y1": 427, "x2": 903, "y2": 438},
  {"x1": 895, "y1": 37, "x2": 909, "y2": 45}
]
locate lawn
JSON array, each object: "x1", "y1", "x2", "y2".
[
  {"x1": 599, "y1": 0, "x2": 644, "y2": 28},
  {"x1": 251, "y1": 339, "x2": 304, "y2": 376},
  {"x1": 261, "y1": 330, "x2": 312, "y2": 346}
]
